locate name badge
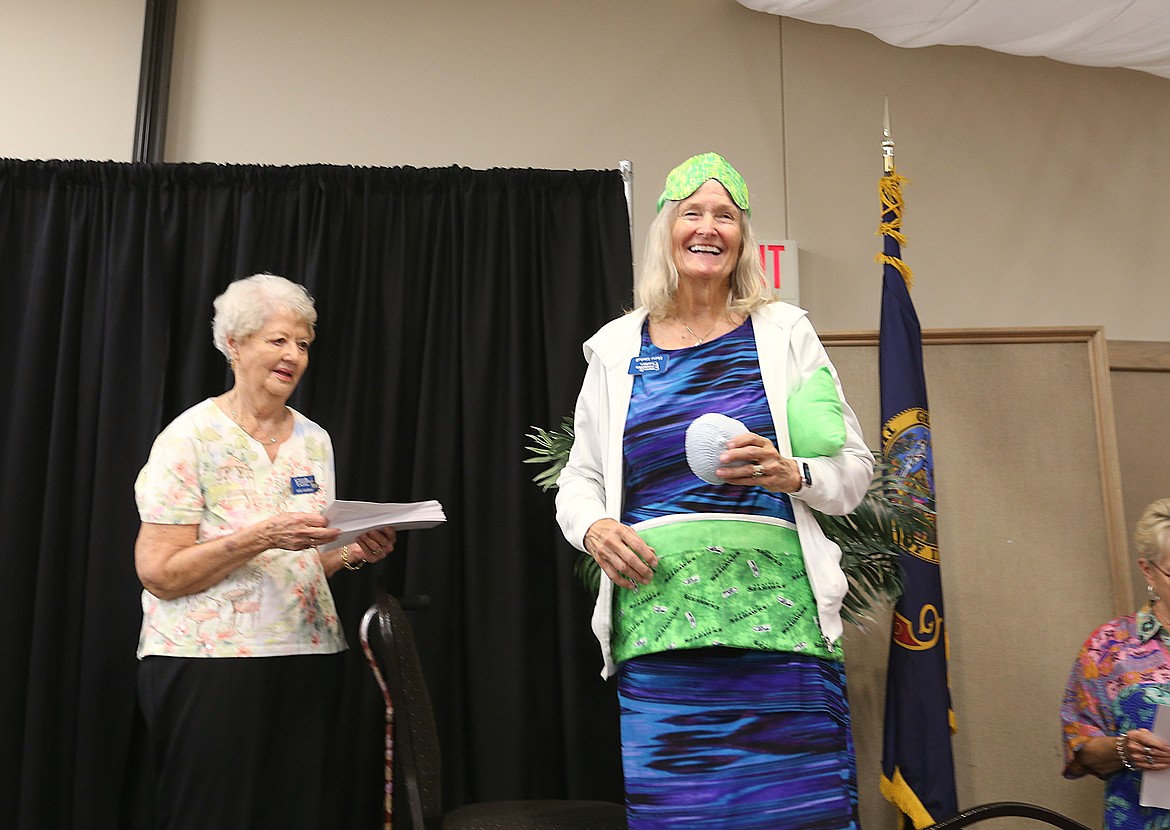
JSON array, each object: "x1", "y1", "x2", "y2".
[
  {"x1": 290, "y1": 475, "x2": 319, "y2": 495},
  {"x1": 629, "y1": 354, "x2": 669, "y2": 375}
]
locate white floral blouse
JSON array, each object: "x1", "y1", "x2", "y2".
[{"x1": 134, "y1": 399, "x2": 346, "y2": 658}]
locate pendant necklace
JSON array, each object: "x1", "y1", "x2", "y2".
[
  {"x1": 229, "y1": 392, "x2": 282, "y2": 445},
  {"x1": 681, "y1": 317, "x2": 722, "y2": 346}
]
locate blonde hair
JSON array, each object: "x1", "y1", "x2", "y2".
[
  {"x1": 211, "y1": 273, "x2": 317, "y2": 362},
  {"x1": 1136, "y1": 497, "x2": 1170, "y2": 563},
  {"x1": 634, "y1": 200, "x2": 769, "y2": 320}
]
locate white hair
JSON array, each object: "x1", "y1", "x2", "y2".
[
  {"x1": 633, "y1": 200, "x2": 769, "y2": 320},
  {"x1": 211, "y1": 273, "x2": 317, "y2": 361},
  {"x1": 1136, "y1": 497, "x2": 1170, "y2": 563}
]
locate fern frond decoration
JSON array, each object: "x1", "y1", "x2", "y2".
[
  {"x1": 572, "y1": 550, "x2": 603, "y2": 596},
  {"x1": 522, "y1": 415, "x2": 575, "y2": 492}
]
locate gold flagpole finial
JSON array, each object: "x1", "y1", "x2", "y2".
[{"x1": 882, "y1": 96, "x2": 895, "y2": 174}]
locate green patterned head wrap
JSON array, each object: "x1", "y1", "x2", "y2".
[{"x1": 656, "y1": 152, "x2": 750, "y2": 217}]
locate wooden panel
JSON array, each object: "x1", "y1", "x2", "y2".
[
  {"x1": 1108, "y1": 339, "x2": 1170, "y2": 613},
  {"x1": 822, "y1": 327, "x2": 1127, "y2": 828},
  {"x1": 1109, "y1": 340, "x2": 1170, "y2": 372}
]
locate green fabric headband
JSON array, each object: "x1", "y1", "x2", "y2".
[{"x1": 656, "y1": 152, "x2": 750, "y2": 217}]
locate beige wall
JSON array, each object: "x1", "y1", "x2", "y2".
[
  {"x1": 7, "y1": 0, "x2": 1169, "y2": 824},
  {"x1": 7, "y1": 0, "x2": 1170, "y2": 342},
  {"x1": 163, "y1": 0, "x2": 788, "y2": 273},
  {"x1": 781, "y1": 19, "x2": 1170, "y2": 343},
  {"x1": 0, "y1": 0, "x2": 143, "y2": 162}
]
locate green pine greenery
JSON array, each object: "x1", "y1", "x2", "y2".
[{"x1": 525, "y1": 416, "x2": 927, "y2": 628}]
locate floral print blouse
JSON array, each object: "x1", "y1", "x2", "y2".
[
  {"x1": 135, "y1": 399, "x2": 346, "y2": 659},
  {"x1": 1062, "y1": 606, "x2": 1170, "y2": 829}
]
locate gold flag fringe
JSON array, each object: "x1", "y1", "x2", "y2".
[
  {"x1": 877, "y1": 169, "x2": 914, "y2": 290},
  {"x1": 880, "y1": 769, "x2": 938, "y2": 830}
]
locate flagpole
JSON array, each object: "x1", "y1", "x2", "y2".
[
  {"x1": 883, "y1": 96, "x2": 894, "y2": 174},
  {"x1": 877, "y1": 101, "x2": 913, "y2": 290}
]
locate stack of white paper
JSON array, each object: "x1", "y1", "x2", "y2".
[{"x1": 320, "y1": 499, "x2": 447, "y2": 551}]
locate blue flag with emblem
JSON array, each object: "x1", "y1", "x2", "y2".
[{"x1": 877, "y1": 109, "x2": 959, "y2": 828}]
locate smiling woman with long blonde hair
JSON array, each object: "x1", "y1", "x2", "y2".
[{"x1": 556, "y1": 153, "x2": 874, "y2": 829}]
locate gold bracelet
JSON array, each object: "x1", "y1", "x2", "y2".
[{"x1": 340, "y1": 544, "x2": 365, "y2": 571}]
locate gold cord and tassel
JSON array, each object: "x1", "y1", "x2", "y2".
[{"x1": 876, "y1": 169, "x2": 915, "y2": 291}]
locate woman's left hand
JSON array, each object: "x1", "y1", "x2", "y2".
[
  {"x1": 718, "y1": 432, "x2": 803, "y2": 494},
  {"x1": 1122, "y1": 728, "x2": 1170, "y2": 771},
  {"x1": 353, "y1": 526, "x2": 398, "y2": 566}
]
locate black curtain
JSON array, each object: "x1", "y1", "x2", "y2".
[{"x1": 0, "y1": 159, "x2": 632, "y2": 828}]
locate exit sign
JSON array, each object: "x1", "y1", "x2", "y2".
[{"x1": 758, "y1": 241, "x2": 799, "y2": 306}]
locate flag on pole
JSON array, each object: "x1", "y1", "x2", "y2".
[{"x1": 877, "y1": 105, "x2": 959, "y2": 828}]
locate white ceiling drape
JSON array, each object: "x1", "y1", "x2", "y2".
[{"x1": 737, "y1": 0, "x2": 1170, "y2": 81}]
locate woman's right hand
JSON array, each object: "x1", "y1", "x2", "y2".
[
  {"x1": 260, "y1": 512, "x2": 341, "y2": 551},
  {"x1": 583, "y1": 519, "x2": 658, "y2": 590}
]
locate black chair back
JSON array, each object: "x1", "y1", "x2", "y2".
[
  {"x1": 925, "y1": 802, "x2": 1092, "y2": 830},
  {"x1": 364, "y1": 589, "x2": 628, "y2": 830},
  {"x1": 369, "y1": 590, "x2": 445, "y2": 829}
]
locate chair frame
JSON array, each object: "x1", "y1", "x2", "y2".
[
  {"x1": 361, "y1": 589, "x2": 628, "y2": 830},
  {"x1": 924, "y1": 801, "x2": 1093, "y2": 830},
  {"x1": 360, "y1": 591, "x2": 445, "y2": 829}
]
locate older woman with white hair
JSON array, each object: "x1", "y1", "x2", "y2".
[
  {"x1": 134, "y1": 273, "x2": 396, "y2": 830},
  {"x1": 1062, "y1": 497, "x2": 1170, "y2": 830},
  {"x1": 556, "y1": 153, "x2": 874, "y2": 829}
]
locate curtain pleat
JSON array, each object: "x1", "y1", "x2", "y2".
[{"x1": 0, "y1": 159, "x2": 631, "y2": 829}]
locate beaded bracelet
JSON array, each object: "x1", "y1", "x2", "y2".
[
  {"x1": 1118, "y1": 733, "x2": 1137, "y2": 771},
  {"x1": 341, "y1": 543, "x2": 362, "y2": 568}
]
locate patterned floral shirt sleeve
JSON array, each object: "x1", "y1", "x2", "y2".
[
  {"x1": 134, "y1": 413, "x2": 213, "y2": 526},
  {"x1": 1062, "y1": 620, "x2": 1121, "y2": 777}
]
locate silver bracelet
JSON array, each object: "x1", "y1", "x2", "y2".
[{"x1": 1118, "y1": 732, "x2": 1137, "y2": 771}]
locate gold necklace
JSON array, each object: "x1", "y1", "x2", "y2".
[
  {"x1": 229, "y1": 392, "x2": 285, "y2": 445},
  {"x1": 680, "y1": 317, "x2": 722, "y2": 346}
]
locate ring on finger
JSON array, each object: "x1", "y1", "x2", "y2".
[{"x1": 751, "y1": 463, "x2": 765, "y2": 477}]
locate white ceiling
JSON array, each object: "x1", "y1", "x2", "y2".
[{"x1": 738, "y1": 0, "x2": 1170, "y2": 81}]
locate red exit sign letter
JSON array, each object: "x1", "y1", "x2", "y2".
[{"x1": 757, "y1": 240, "x2": 799, "y2": 305}]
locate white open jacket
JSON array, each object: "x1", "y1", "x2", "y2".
[{"x1": 555, "y1": 302, "x2": 875, "y2": 678}]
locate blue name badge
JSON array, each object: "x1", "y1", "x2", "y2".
[
  {"x1": 629, "y1": 354, "x2": 669, "y2": 375},
  {"x1": 290, "y1": 475, "x2": 319, "y2": 495}
]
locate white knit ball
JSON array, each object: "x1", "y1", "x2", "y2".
[{"x1": 685, "y1": 413, "x2": 749, "y2": 485}]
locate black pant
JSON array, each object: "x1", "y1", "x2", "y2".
[{"x1": 138, "y1": 653, "x2": 343, "y2": 830}]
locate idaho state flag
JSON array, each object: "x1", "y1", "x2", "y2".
[{"x1": 877, "y1": 169, "x2": 958, "y2": 827}]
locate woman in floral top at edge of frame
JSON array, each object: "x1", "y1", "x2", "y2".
[{"x1": 1062, "y1": 497, "x2": 1170, "y2": 829}]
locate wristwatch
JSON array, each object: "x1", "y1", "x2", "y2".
[{"x1": 800, "y1": 462, "x2": 813, "y2": 489}]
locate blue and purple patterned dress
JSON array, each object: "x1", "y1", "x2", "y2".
[{"x1": 615, "y1": 318, "x2": 858, "y2": 830}]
